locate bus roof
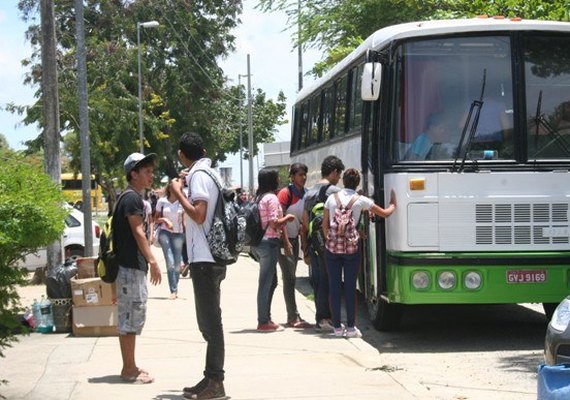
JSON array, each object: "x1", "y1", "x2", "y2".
[{"x1": 297, "y1": 18, "x2": 570, "y2": 103}]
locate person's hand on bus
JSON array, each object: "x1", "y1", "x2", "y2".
[{"x1": 389, "y1": 189, "x2": 397, "y2": 208}]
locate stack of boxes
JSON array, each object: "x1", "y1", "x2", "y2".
[{"x1": 71, "y1": 257, "x2": 118, "y2": 336}]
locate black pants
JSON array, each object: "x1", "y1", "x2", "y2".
[{"x1": 190, "y1": 262, "x2": 226, "y2": 381}]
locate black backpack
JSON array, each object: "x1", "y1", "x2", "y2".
[
  {"x1": 240, "y1": 193, "x2": 269, "y2": 247},
  {"x1": 96, "y1": 189, "x2": 134, "y2": 283},
  {"x1": 307, "y1": 184, "x2": 332, "y2": 257},
  {"x1": 193, "y1": 169, "x2": 246, "y2": 265}
]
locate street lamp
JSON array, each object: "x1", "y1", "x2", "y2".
[{"x1": 137, "y1": 20, "x2": 159, "y2": 154}]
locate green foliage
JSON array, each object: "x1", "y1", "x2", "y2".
[
  {"x1": 258, "y1": 0, "x2": 570, "y2": 76},
  {"x1": 0, "y1": 154, "x2": 66, "y2": 361},
  {"x1": 14, "y1": 0, "x2": 287, "y2": 202}
]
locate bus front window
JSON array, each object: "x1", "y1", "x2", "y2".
[
  {"x1": 525, "y1": 35, "x2": 570, "y2": 160},
  {"x1": 393, "y1": 36, "x2": 514, "y2": 162}
]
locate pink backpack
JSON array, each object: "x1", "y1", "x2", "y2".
[{"x1": 325, "y1": 193, "x2": 360, "y2": 254}]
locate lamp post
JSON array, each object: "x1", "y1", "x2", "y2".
[
  {"x1": 137, "y1": 20, "x2": 159, "y2": 154},
  {"x1": 238, "y1": 73, "x2": 248, "y2": 191}
]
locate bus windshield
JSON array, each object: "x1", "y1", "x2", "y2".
[{"x1": 392, "y1": 36, "x2": 514, "y2": 162}]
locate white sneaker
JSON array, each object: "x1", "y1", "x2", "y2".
[
  {"x1": 316, "y1": 319, "x2": 334, "y2": 332},
  {"x1": 345, "y1": 327, "x2": 362, "y2": 338},
  {"x1": 333, "y1": 327, "x2": 345, "y2": 337}
]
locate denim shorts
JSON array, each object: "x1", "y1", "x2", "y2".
[{"x1": 117, "y1": 266, "x2": 148, "y2": 335}]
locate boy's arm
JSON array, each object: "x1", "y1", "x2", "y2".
[{"x1": 127, "y1": 215, "x2": 161, "y2": 285}]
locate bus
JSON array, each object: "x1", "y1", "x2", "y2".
[
  {"x1": 61, "y1": 173, "x2": 105, "y2": 211},
  {"x1": 291, "y1": 17, "x2": 570, "y2": 330}
]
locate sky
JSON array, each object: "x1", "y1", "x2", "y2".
[{"x1": 0, "y1": 1, "x2": 320, "y2": 187}]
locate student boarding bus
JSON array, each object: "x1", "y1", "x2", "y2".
[{"x1": 291, "y1": 18, "x2": 570, "y2": 330}]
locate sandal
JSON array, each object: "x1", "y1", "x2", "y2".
[{"x1": 121, "y1": 371, "x2": 154, "y2": 384}]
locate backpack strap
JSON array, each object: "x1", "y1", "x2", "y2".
[
  {"x1": 333, "y1": 192, "x2": 342, "y2": 208},
  {"x1": 346, "y1": 194, "x2": 360, "y2": 210}
]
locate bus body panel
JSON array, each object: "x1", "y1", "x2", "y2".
[
  {"x1": 386, "y1": 252, "x2": 570, "y2": 305},
  {"x1": 385, "y1": 172, "x2": 570, "y2": 252}
]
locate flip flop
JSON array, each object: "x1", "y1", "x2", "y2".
[{"x1": 121, "y1": 371, "x2": 154, "y2": 384}]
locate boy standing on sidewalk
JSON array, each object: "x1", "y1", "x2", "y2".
[
  {"x1": 115, "y1": 152, "x2": 162, "y2": 384},
  {"x1": 171, "y1": 132, "x2": 228, "y2": 400}
]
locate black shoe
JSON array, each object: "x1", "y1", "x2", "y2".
[
  {"x1": 183, "y1": 377, "x2": 208, "y2": 395},
  {"x1": 183, "y1": 378, "x2": 226, "y2": 399}
]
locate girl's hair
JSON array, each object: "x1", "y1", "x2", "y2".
[
  {"x1": 164, "y1": 182, "x2": 172, "y2": 198},
  {"x1": 342, "y1": 168, "x2": 360, "y2": 190},
  {"x1": 289, "y1": 162, "x2": 308, "y2": 177},
  {"x1": 256, "y1": 168, "x2": 279, "y2": 196}
]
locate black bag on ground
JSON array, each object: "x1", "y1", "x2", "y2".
[{"x1": 46, "y1": 258, "x2": 78, "y2": 298}]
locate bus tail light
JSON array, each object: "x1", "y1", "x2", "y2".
[
  {"x1": 464, "y1": 271, "x2": 482, "y2": 290},
  {"x1": 437, "y1": 271, "x2": 456, "y2": 289},
  {"x1": 412, "y1": 271, "x2": 430, "y2": 289}
]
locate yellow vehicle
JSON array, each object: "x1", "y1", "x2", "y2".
[{"x1": 61, "y1": 173, "x2": 105, "y2": 211}]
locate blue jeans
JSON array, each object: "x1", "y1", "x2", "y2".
[
  {"x1": 158, "y1": 229, "x2": 185, "y2": 294},
  {"x1": 277, "y1": 237, "x2": 301, "y2": 322},
  {"x1": 252, "y1": 238, "x2": 280, "y2": 324},
  {"x1": 190, "y1": 262, "x2": 226, "y2": 381},
  {"x1": 324, "y1": 250, "x2": 361, "y2": 328},
  {"x1": 309, "y1": 251, "x2": 331, "y2": 323}
]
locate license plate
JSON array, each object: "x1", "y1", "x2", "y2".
[{"x1": 506, "y1": 269, "x2": 547, "y2": 283}]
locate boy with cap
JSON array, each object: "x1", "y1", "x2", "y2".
[{"x1": 115, "y1": 152, "x2": 162, "y2": 384}]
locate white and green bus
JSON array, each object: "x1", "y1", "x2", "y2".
[{"x1": 291, "y1": 17, "x2": 570, "y2": 330}]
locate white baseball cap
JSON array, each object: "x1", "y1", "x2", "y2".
[{"x1": 124, "y1": 152, "x2": 157, "y2": 174}]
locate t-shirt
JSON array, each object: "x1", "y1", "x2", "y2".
[
  {"x1": 156, "y1": 197, "x2": 184, "y2": 234},
  {"x1": 113, "y1": 190, "x2": 148, "y2": 272},
  {"x1": 277, "y1": 185, "x2": 306, "y2": 238},
  {"x1": 184, "y1": 158, "x2": 220, "y2": 264},
  {"x1": 258, "y1": 193, "x2": 283, "y2": 239},
  {"x1": 324, "y1": 188, "x2": 374, "y2": 225}
]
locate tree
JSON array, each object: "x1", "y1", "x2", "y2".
[
  {"x1": 258, "y1": 0, "x2": 570, "y2": 76},
  {"x1": 15, "y1": 0, "x2": 287, "y2": 208},
  {"x1": 0, "y1": 154, "x2": 66, "y2": 366}
]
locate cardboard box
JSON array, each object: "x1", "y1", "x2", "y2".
[
  {"x1": 72, "y1": 305, "x2": 118, "y2": 337},
  {"x1": 76, "y1": 257, "x2": 97, "y2": 279},
  {"x1": 71, "y1": 276, "x2": 116, "y2": 307}
]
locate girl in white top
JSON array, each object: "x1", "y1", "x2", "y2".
[
  {"x1": 322, "y1": 168, "x2": 396, "y2": 338},
  {"x1": 153, "y1": 182, "x2": 185, "y2": 299}
]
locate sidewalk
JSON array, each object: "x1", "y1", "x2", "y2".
[{"x1": 1, "y1": 248, "x2": 415, "y2": 400}]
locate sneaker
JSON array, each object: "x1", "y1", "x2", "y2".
[
  {"x1": 315, "y1": 319, "x2": 334, "y2": 332},
  {"x1": 345, "y1": 326, "x2": 362, "y2": 338},
  {"x1": 333, "y1": 327, "x2": 345, "y2": 337},
  {"x1": 257, "y1": 321, "x2": 282, "y2": 332},
  {"x1": 285, "y1": 318, "x2": 313, "y2": 329},
  {"x1": 183, "y1": 378, "x2": 226, "y2": 400},
  {"x1": 183, "y1": 377, "x2": 208, "y2": 395}
]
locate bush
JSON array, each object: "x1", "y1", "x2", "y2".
[{"x1": 0, "y1": 157, "x2": 66, "y2": 364}]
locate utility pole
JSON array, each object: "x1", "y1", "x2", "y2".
[
  {"x1": 75, "y1": 0, "x2": 93, "y2": 256},
  {"x1": 40, "y1": 0, "x2": 62, "y2": 270},
  {"x1": 297, "y1": 0, "x2": 303, "y2": 91},
  {"x1": 247, "y1": 54, "x2": 254, "y2": 196},
  {"x1": 238, "y1": 74, "x2": 244, "y2": 191}
]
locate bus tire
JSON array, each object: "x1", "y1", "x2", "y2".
[
  {"x1": 368, "y1": 297, "x2": 403, "y2": 331},
  {"x1": 543, "y1": 303, "x2": 558, "y2": 321}
]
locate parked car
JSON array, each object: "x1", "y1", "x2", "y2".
[
  {"x1": 544, "y1": 296, "x2": 570, "y2": 365},
  {"x1": 17, "y1": 206, "x2": 101, "y2": 270}
]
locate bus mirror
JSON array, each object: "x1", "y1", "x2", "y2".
[{"x1": 361, "y1": 62, "x2": 382, "y2": 101}]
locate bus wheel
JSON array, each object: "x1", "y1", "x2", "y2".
[
  {"x1": 543, "y1": 303, "x2": 558, "y2": 321},
  {"x1": 368, "y1": 297, "x2": 403, "y2": 331}
]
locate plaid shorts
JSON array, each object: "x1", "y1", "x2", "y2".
[{"x1": 117, "y1": 266, "x2": 148, "y2": 335}]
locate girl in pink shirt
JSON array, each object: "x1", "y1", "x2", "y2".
[{"x1": 252, "y1": 169, "x2": 295, "y2": 331}]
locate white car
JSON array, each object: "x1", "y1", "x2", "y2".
[{"x1": 17, "y1": 207, "x2": 101, "y2": 270}]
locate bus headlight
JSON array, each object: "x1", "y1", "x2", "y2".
[
  {"x1": 412, "y1": 271, "x2": 430, "y2": 290},
  {"x1": 437, "y1": 271, "x2": 456, "y2": 290},
  {"x1": 551, "y1": 298, "x2": 570, "y2": 332},
  {"x1": 464, "y1": 272, "x2": 482, "y2": 290}
]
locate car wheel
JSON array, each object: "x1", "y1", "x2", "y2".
[{"x1": 65, "y1": 246, "x2": 85, "y2": 260}]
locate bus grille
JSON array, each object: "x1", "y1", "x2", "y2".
[{"x1": 475, "y1": 203, "x2": 569, "y2": 245}]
